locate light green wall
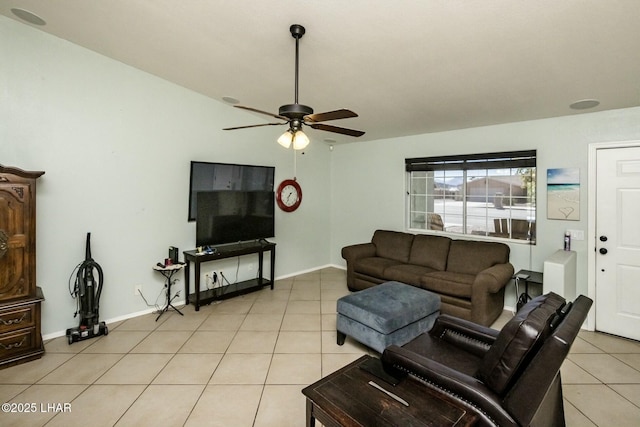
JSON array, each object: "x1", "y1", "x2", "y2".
[
  {"x1": 4, "y1": 14, "x2": 640, "y2": 336},
  {"x1": 1, "y1": 16, "x2": 332, "y2": 336},
  {"x1": 329, "y1": 107, "x2": 640, "y2": 308}
]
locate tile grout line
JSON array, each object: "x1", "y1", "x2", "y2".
[{"x1": 13, "y1": 269, "x2": 640, "y2": 426}]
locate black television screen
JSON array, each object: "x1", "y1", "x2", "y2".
[
  {"x1": 196, "y1": 191, "x2": 275, "y2": 247},
  {"x1": 188, "y1": 161, "x2": 275, "y2": 221}
]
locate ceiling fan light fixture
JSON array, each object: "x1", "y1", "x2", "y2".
[
  {"x1": 292, "y1": 130, "x2": 310, "y2": 150},
  {"x1": 277, "y1": 130, "x2": 293, "y2": 148}
]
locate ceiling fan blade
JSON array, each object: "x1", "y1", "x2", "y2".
[
  {"x1": 223, "y1": 122, "x2": 286, "y2": 131},
  {"x1": 225, "y1": 27, "x2": 364, "y2": 140},
  {"x1": 308, "y1": 123, "x2": 365, "y2": 137},
  {"x1": 234, "y1": 105, "x2": 288, "y2": 121},
  {"x1": 305, "y1": 109, "x2": 358, "y2": 123}
]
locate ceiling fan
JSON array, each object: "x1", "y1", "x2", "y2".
[{"x1": 223, "y1": 24, "x2": 365, "y2": 149}]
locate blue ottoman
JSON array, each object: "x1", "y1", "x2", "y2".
[{"x1": 336, "y1": 281, "x2": 441, "y2": 353}]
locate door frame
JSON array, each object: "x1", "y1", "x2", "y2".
[{"x1": 587, "y1": 139, "x2": 640, "y2": 332}]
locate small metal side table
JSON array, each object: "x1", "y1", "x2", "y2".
[
  {"x1": 514, "y1": 269, "x2": 543, "y2": 311},
  {"x1": 153, "y1": 263, "x2": 185, "y2": 321}
]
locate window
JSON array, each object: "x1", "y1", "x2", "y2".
[{"x1": 406, "y1": 150, "x2": 536, "y2": 242}]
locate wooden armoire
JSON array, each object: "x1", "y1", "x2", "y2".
[{"x1": 0, "y1": 165, "x2": 45, "y2": 369}]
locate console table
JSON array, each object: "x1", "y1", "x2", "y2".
[
  {"x1": 183, "y1": 241, "x2": 275, "y2": 311},
  {"x1": 302, "y1": 355, "x2": 477, "y2": 427}
]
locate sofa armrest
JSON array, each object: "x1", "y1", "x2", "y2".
[
  {"x1": 430, "y1": 314, "x2": 498, "y2": 357},
  {"x1": 342, "y1": 243, "x2": 376, "y2": 289},
  {"x1": 382, "y1": 345, "x2": 518, "y2": 427},
  {"x1": 341, "y1": 242, "x2": 376, "y2": 262},
  {"x1": 470, "y1": 262, "x2": 514, "y2": 325},
  {"x1": 474, "y1": 263, "x2": 515, "y2": 294}
]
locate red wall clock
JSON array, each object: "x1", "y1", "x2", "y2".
[{"x1": 276, "y1": 179, "x2": 302, "y2": 212}]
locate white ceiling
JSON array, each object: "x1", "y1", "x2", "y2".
[{"x1": 3, "y1": 0, "x2": 640, "y2": 144}]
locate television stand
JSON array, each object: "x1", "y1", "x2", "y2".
[{"x1": 183, "y1": 241, "x2": 276, "y2": 311}]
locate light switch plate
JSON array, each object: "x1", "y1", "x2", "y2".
[{"x1": 567, "y1": 229, "x2": 585, "y2": 241}]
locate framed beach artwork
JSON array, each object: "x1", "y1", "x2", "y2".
[{"x1": 547, "y1": 168, "x2": 580, "y2": 220}]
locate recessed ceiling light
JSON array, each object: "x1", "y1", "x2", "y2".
[
  {"x1": 569, "y1": 99, "x2": 600, "y2": 110},
  {"x1": 222, "y1": 96, "x2": 240, "y2": 105},
  {"x1": 11, "y1": 8, "x2": 46, "y2": 26}
]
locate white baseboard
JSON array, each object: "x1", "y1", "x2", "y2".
[
  {"x1": 44, "y1": 264, "x2": 347, "y2": 341},
  {"x1": 42, "y1": 303, "x2": 188, "y2": 341}
]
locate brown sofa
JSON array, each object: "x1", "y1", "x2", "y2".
[{"x1": 341, "y1": 230, "x2": 514, "y2": 326}]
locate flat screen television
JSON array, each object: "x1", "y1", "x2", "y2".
[
  {"x1": 188, "y1": 161, "x2": 275, "y2": 221},
  {"x1": 196, "y1": 190, "x2": 275, "y2": 247}
]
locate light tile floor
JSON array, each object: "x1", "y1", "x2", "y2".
[{"x1": 0, "y1": 267, "x2": 639, "y2": 426}]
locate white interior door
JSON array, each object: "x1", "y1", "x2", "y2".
[{"x1": 595, "y1": 146, "x2": 640, "y2": 341}]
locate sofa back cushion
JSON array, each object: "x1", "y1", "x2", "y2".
[
  {"x1": 372, "y1": 230, "x2": 414, "y2": 263},
  {"x1": 476, "y1": 292, "x2": 566, "y2": 395},
  {"x1": 408, "y1": 234, "x2": 451, "y2": 271},
  {"x1": 446, "y1": 240, "x2": 510, "y2": 274}
]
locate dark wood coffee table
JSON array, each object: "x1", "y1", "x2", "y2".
[{"x1": 302, "y1": 355, "x2": 477, "y2": 427}]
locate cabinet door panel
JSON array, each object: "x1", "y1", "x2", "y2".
[{"x1": 0, "y1": 184, "x2": 32, "y2": 300}]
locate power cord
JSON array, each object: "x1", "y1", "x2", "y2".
[
  {"x1": 514, "y1": 277, "x2": 520, "y2": 315},
  {"x1": 67, "y1": 262, "x2": 83, "y2": 318},
  {"x1": 137, "y1": 288, "x2": 164, "y2": 312}
]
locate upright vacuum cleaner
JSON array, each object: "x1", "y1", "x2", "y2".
[{"x1": 66, "y1": 233, "x2": 108, "y2": 344}]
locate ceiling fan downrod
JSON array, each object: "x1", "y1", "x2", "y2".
[
  {"x1": 290, "y1": 24, "x2": 305, "y2": 104},
  {"x1": 279, "y1": 24, "x2": 313, "y2": 119}
]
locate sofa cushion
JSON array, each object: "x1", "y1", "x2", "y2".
[
  {"x1": 476, "y1": 292, "x2": 566, "y2": 395},
  {"x1": 421, "y1": 271, "x2": 475, "y2": 298},
  {"x1": 446, "y1": 240, "x2": 510, "y2": 275},
  {"x1": 355, "y1": 257, "x2": 402, "y2": 278},
  {"x1": 372, "y1": 230, "x2": 415, "y2": 263},
  {"x1": 408, "y1": 234, "x2": 451, "y2": 271},
  {"x1": 384, "y1": 264, "x2": 438, "y2": 285}
]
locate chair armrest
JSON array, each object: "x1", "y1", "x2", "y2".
[
  {"x1": 382, "y1": 345, "x2": 518, "y2": 427},
  {"x1": 430, "y1": 315, "x2": 498, "y2": 357},
  {"x1": 474, "y1": 263, "x2": 515, "y2": 294}
]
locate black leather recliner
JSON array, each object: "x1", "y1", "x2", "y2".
[{"x1": 381, "y1": 292, "x2": 593, "y2": 426}]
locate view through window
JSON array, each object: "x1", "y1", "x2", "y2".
[{"x1": 406, "y1": 150, "x2": 536, "y2": 242}]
